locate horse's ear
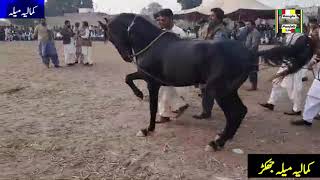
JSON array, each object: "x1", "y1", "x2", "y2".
[{"x1": 98, "y1": 21, "x2": 107, "y2": 30}]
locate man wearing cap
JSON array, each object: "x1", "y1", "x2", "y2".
[{"x1": 155, "y1": 8, "x2": 189, "y2": 123}]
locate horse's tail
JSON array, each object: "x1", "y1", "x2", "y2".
[
  {"x1": 256, "y1": 46, "x2": 293, "y2": 66},
  {"x1": 256, "y1": 39, "x2": 313, "y2": 74}
]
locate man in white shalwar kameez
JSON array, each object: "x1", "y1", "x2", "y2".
[
  {"x1": 291, "y1": 56, "x2": 320, "y2": 126},
  {"x1": 260, "y1": 33, "x2": 306, "y2": 115},
  {"x1": 80, "y1": 21, "x2": 93, "y2": 66},
  {"x1": 291, "y1": 18, "x2": 320, "y2": 126},
  {"x1": 61, "y1": 20, "x2": 76, "y2": 66},
  {"x1": 155, "y1": 9, "x2": 189, "y2": 123}
]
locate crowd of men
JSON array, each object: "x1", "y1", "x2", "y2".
[
  {"x1": 0, "y1": 24, "x2": 104, "y2": 41},
  {"x1": 52, "y1": 25, "x2": 104, "y2": 41},
  {"x1": 151, "y1": 8, "x2": 320, "y2": 127},
  {"x1": 33, "y1": 19, "x2": 94, "y2": 68},
  {"x1": 0, "y1": 26, "x2": 34, "y2": 41},
  {"x1": 260, "y1": 17, "x2": 320, "y2": 126}
]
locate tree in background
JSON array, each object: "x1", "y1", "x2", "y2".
[
  {"x1": 45, "y1": 0, "x2": 93, "y2": 17},
  {"x1": 177, "y1": 0, "x2": 202, "y2": 10},
  {"x1": 140, "y1": 2, "x2": 162, "y2": 18}
]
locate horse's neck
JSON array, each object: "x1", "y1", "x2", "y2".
[{"x1": 131, "y1": 26, "x2": 163, "y2": 53}]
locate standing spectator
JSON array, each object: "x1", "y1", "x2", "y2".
[
  {"x1": 80, "y1": 21, "x2": 93, "y2": 66},
  {"x1": 194, "y1": 8, "x2": 230, "y2": 119},
  {"x1": 291, "y1": 18, "x2": 320, "y2": 126},
  {"x1": 33, "y1": 19, "x2": 60, "y2": 68},
  {"x1": 61, "y1": 20, "x2": 76, "y2": 66},
  {"x1": 0, "y1": 27, "x2": 5, "y2": 41},
  {"x1": 236, "y1": 21, "x2": 248, "y2": 43},
  {"x1": 4, "y1": 26, "x2": 10, "y2": 41},
  {"x1": 245, "y1": 20, "x2": 261, "y2": 91},
  {"x1": 155, "y1": 9, "x2": 189, "y2": 123},
  {"x1": 260, "y1": 33, "x2": 306, "y2": 116},
  {"x1": 205, "y1": 8, "x2": 229, "y2": 42},
  {"x1": 74, "y1": 22, "x2": 83, "y2": 64},
  {"x1": 197, "y1": 18, "x2": 209, "y2": 40}
]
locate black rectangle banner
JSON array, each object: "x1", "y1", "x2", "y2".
[{"x1": 248, "y1": 154, "x2": 320, "y2": 178}]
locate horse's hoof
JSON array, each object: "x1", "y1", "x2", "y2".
[
  {"x1": 136, "y1": 129, "x2": 153, "y2": 137},
  {"x1": 214, "y1": 134, "x2": 221, "y2": 141},
  {"x1": 205, "y1": 145, "x2": 214, "y2": 152},
  {"x1": 208, "y1": 141, "x2": 223, "y2": 151},
  {"x1": 136, "y1": 130, "x2": 147, "y2": 137},
  {"x1": 135, "y1": 91, "x2": 144, "y2": 100}
]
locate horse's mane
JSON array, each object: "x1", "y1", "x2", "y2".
[
  {"x1": 109, "y1": 13, "x2": 182, "y2": 48},
  {"x1": 111, "y1": 13, "x2": 160, "y2": 30}
]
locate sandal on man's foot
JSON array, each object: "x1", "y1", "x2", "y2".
[
  {"x1": 291, "y1": 119, "x2": 312, "y2": 126},
  {"x1": 193, "y1": 113, "x2": 211, "y2": 120},
  {"x1": 284, "y1": 110, "x2": 301, "y2": 116},
  {"x1": 173, "y1": 104, "x2": 189, "y2": 118},
  {"x1": 259, "y1": 103, "x2": 274, "y2": 111}
]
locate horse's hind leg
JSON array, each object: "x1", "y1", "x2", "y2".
[
  {"x1": 136, "y1": 82, "x2": 160, "y2": 137},
  {"x1": 125, "y1": 72, "x2": 144, "y2": 99},
  {"x1": 194, "y1": 86, "x2": 215, "y2": 119},
  {"x1": 208, "y1": 90, "x2": 247, "y2": 151}
]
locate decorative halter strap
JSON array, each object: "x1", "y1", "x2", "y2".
[
  {"x1": 125, "y1": 15, "x2": 172, "y2": 85},
  {"x1": 126, "y1": 15, "x2": 169, "y2": 59}
]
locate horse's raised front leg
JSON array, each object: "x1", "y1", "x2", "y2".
[
  {"x1": 125, "y1": 72, "x2": 144, "y2": 99},
  {"x1": 207, "y1": 90, "x2": 247, "y2": 151},
  {"x1": 136, "y1": 82, "x2": 160, "y2": 137}
]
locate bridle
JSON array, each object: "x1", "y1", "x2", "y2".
[
  {"x1": 102, "y1": 15, "x2": 173, "y2": 85},
  {"x1": 126, "y1": 15, "x2": 169, "y2": 60}
]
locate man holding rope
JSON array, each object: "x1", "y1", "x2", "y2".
[
  {"x1": 260, "y1": 33, "x2": 306, "y2": 116},
  {"x1": 291, "y1": 18, "x2": 320, "y2": 126},
  {"x1": 155, "y1": 9, "x2": 189, "y2": 123}
]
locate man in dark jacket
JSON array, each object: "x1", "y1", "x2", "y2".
[
  {"x1": 194, "y1": 8, "x2": 229, "y2": 120},
  {"x1": 205, "y1": 8, "x2": 229, "y2": 42},
  {"x1": 236, "y1": 21, "x2": 248, "y2": 43},
  {"x1": 61, "y1": 20, "x2": 75, "y2": 66},
  {"x1": 245, "y1": 20, "x2": 261, "y2": 91}
]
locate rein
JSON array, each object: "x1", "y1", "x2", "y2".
[
  {"x1": 125, "y1": 15, "x2": 173, "y2": 85},
  {"x1": 129, "y1": 31, "x2": 169, "y2": 59},
  {"x1": 127, "y1": 15, "x2": 170, "y2": 59}
]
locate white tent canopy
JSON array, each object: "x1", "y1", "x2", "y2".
[{"x1": 175, "y1": 0, "x2": 273, "y2": 15}]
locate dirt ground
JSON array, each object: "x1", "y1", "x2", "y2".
[{"x1": 1, "y1": 41, "x2": 320, "y2": 180}]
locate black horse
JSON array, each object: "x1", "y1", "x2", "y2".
[{"x1": 99, "y1": 13, "x2": 313, "y2": 151}]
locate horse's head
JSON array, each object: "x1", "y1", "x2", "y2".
[{"x1": 99, "y1": 14, "x2": 138, "y2": 62}]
